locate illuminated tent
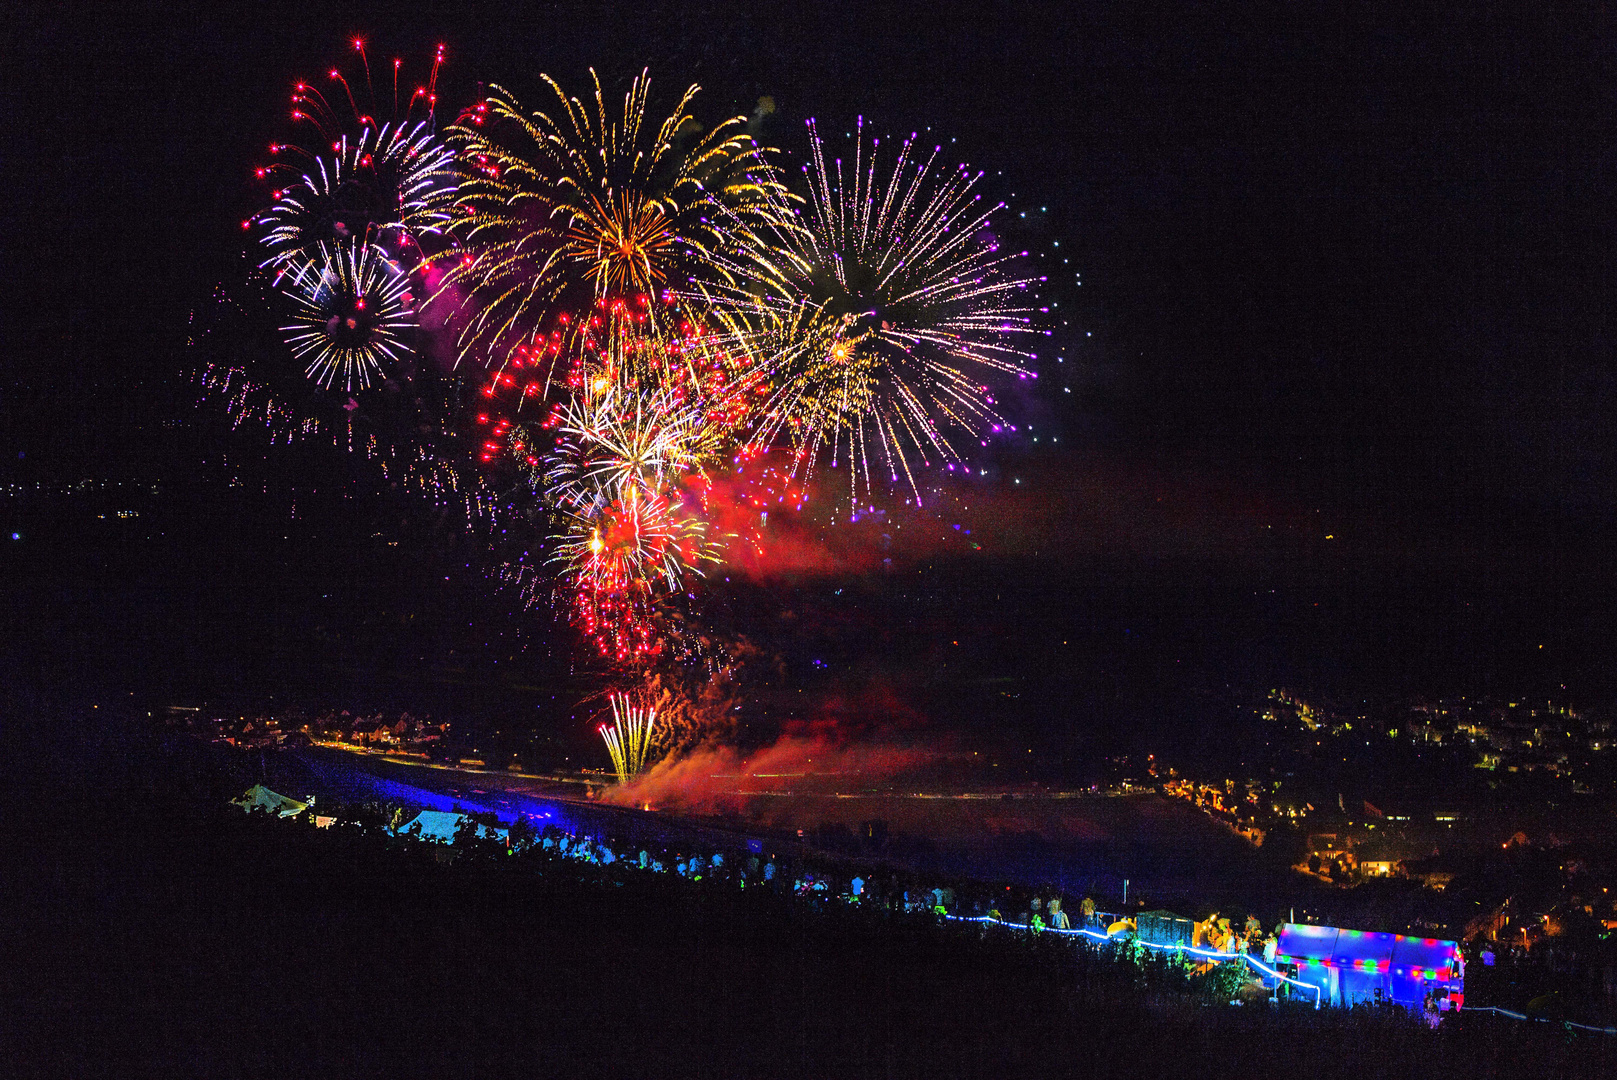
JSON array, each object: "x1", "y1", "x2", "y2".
[
  {"x1": 231, "y1": 785, "x2": 308, "y2": 818},
  {"x1": 1275, "y1": 923, "x2": 1464, "y2": 1008},
  {"x1": 394, "y1": 809, "x2": 508, "y2": 844}
]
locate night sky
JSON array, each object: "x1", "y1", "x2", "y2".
[{"x1": 5, "y1": 2, "x2": 1616, "y2": 744}]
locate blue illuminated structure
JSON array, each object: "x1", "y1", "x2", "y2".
[
  {"x1": 1273, "y1": 924, "x2": 1463, "y2": 1009},
  {"x1": 293, "y1": 750, "x2": 576, "y2": 831}
]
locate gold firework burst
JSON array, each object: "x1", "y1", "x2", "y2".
[{"x1": 437, "y1": 70, "x2": 791, "y2": 369}]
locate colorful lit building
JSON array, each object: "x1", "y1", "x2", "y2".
[{"x1": 1274, "y1": 923, "x2": 1464, "y2": 1009}]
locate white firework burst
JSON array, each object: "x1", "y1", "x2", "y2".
[{"x1": 279, "y1": 240, "x2": 416, "y2": 391}]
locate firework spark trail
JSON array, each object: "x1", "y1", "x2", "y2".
[
  {"x1": 191, "y1": 358, "x2": 506, "y2": 529},
  {"x1": 600, "y1": 693, "x2": 658, "y2": 781},
  {"x1": 186, "y1": 262, "x2": 506, "y2": 535},
  {"x1": 191, "y1": 364, "x2": 325, "y2": 444}
]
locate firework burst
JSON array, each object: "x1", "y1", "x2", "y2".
[
  {"x1": 251, "y1": 43, "x2": 455, "y2": 270},
  {"x1": 231, "y1": 43, "x2": 1051, "y2": 681},
  {"x1": 258, "y1": 121, "x2": 456, "y2": 272},
  {"x1": 540, "y1": 372, "x2": 724, "y2": 661},
  {"x1": 707, "y1": 117, "x2": 1041, "y2": 503},
  {"x1": 476, "y1": 309, "x2": 751, "y2": 663},
  {"x1": 551, "y1": 483, "x2": 712, "y2": 594},
  {"x1": 544, "y1": 369, "x2": 717, "y2": 502},
  {"x1": 437, "y1": 70, "x2": 791, "y2": 369},
  {"x1": 279, "y1": 240, "x2": 416, "y2": 390}
]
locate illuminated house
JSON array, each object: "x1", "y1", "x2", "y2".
[{"x1": 1274, "y1": 924, "x2": 1464, "y2": 1008}]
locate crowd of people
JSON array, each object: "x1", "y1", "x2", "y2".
[
  {"x1": 254, "y1": 795, "x2": 1499, "y2": 1020},
  {"x1": 500, "y1": 817, "x2": 1278, "y2": 964},
  {"x1": 264, "y1": 789, "x2": 1296, "y2": 977},
  {"x1": 524, "y1": 821, "x2": 1091, "y2": 923}
]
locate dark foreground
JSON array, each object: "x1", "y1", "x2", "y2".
[{"x1": 3, "y1": 695, "x2": 1614, "y2": 1079}]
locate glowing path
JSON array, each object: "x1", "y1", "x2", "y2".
[
  {"x1": 1463, "y1": 1006, "x2": 1617, "y2": 1035},
  {"x1": 942, "y1": 913, "x2": 1324, "y2": 1008}
]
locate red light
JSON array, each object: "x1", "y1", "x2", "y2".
[
  {"x1": 394, "y1": 59, "x2": 401, "y2": 69},
  {"x1": 241, "y1": 220, "x2": 252, "y2": 230},
  {"x1": 329, "y1": 69, "x2": 339, "y2": 78},
  {"x1": 353, "y1": 38, "x2": 364, "y2": 49}
]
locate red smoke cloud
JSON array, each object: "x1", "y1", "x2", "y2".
[
  {"x1": 601, "y1": 736, "x2": 932, "y2": 815},
  {"x1": 779, "y1": 682, "x2": 929, "y2": 741},
  {"x1": 702, "y1": 447, "x2": 1330, "y2": 583}
]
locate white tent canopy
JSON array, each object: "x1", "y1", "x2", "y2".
[
  {"x1": 232, "y1": 784, "x2": 308, "y2": 818},
  {"x1": 393, "y1": 809, "x2": 507, "y2": 844}
]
